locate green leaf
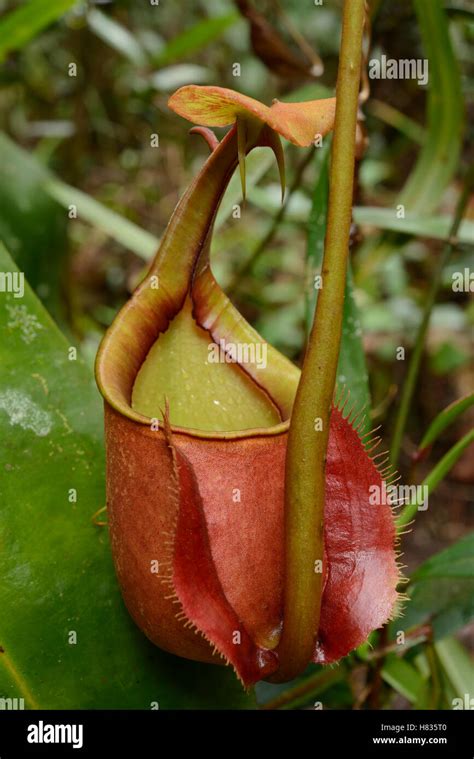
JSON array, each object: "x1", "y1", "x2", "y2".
[
  {"x1": 435, "y1": 638, "x2": 474, "y2": 699},
  {"x1": 0, "y1": 134, "x2": 68, "y2": 321},
  {"x1": 306, "y1": 145, "x2": 370, "y2": 415},
  {"x1": 400, "y1": 533, "x2": 474, "y2": 640},
  {"x1": 418, "y1": 393, "x2": 474, "y2": 453},
  {"x1": 0, "y1": 0, "x2": 77, "y2": 62},
  {"x1": 353, "y1": 207, "x2": 474, "y2": 245},
  {"x1": 45, "y1": 177, "x2": 158, "y2": 260},
  {"x1": 0, "y1": 132, "x2": 158, "y2": 261},
  {"x1": 208, "y1": 85, "x2": 331, "y2": 233},
  {"x1": 0, "y1": 244, "x2": 253, "y2": 709},
  {"x1": 153, "y1": 13, "x2": 240, "y2": 66},
  {"x1": 382, "y1": 656, "x2": 427, "y2": 704},
  {"x1": 400, "y1": 0, "x2": 464, "y2": 213}
]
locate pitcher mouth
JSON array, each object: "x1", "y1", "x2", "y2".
[
  {"x1": 96, "y1": 293, "x2": 294, "y2": 442},
  {"x1": 103, "y1": 399, "x2": 291, "y2": 441}
]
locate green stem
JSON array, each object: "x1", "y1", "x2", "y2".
[
  {"x1": 389, "y1": 175, "x2": 473, "y2": 467},
  {"x1": 397, "y1": 428, "x2": 474, "y2": 530},
  {"x1": 275, "y1": 0, "x2": 365, "y2": 682}
]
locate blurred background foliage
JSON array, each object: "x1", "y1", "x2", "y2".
[{"x1": 0, "y1": 0, "x2": 472, "y2": 709}]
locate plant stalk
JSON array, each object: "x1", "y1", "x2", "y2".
[
  {"x1": 275, "y1": 0, "x2": 366, "y2": 681},
  {"x1": 390, "y1": 174, "x2": 473, "y2": 468}
]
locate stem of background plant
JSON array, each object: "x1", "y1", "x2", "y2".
[
  {"x1": 397, "y1": 428, "x2": 474, "y2": 530},
  {"x1": 275, "y1": 0, "x2": 366, "y2": 682},
  {"x1": 227, "y1": 147, "x2": 315, "y2": 296},
  {"x1": 390, "y1": 173, "x2": 473, "y2": 468},
  {"x1": 426, "y1": 643, "x2": 442, "y2": 709}
]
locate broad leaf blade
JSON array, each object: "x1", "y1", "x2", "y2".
[
  {"x1": 0, "y1": 244, "x2": 254, "y2": 709},
  {"x1": 0, "y1": 0, "x2": 77, "y2": 62},
  {"x1": 382, "y1": 656, "x2": 427, "y2": 704},
  {"x1": 0, "y1": 133, "x2": 158, "y2": 261},
  {"x1": 399, "y1": 533, "x2": 474, "y2": 640},
  {"x1": 435, "y1": 638, "x2": 474, "y2": 700}
]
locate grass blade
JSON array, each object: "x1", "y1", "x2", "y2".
[
  {"x1": 418, "y1": 393, "x2": 474, "y2": 454},
  {"x1": 353, "y1": 207, "x2": 474, "y2": 245},
  {"x1": 45, "y1": 177, "x2": 158, "y2": 259}
]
